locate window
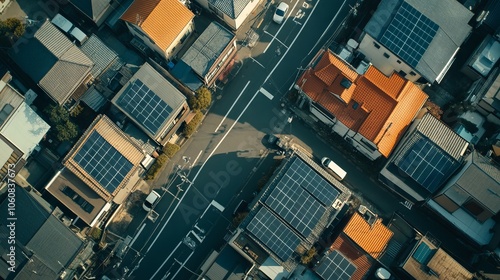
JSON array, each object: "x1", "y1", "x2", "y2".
[
  {"x1": 463, "y1": 199, "x2": 484, "y2": 216},
  {"x1": 61, "y1": 186, "x2": 94, "y2": 213},
  {"x1": 0, "y1": 104, "x2": 14, "y2": 126},
  {"x1": 409, "y1": 71, "x2": 417, "y2": 76},
  {"x1": 352, "y1": 102, "x2": 359, "y2": 110},
  {"x1": 399, "y1": 70, "x2": 407, "y2": 77},
  {"x1": 383, "y1": 52, "x2": 390, "y2": 58},
  {"x1": 373, "y1": 42, "x2": 380, "y2": 49},
  {"x1": 396, "y1": 60, "x2": 401, "y2": 64},
  {"x1": 360, "y1": 138, "x2": 377, "y2": 152}
]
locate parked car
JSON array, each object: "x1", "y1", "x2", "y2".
[
  {"x1": 273, "y1": 2, "x2": 289, "y2": 24},
  {"x1": 321, "y1": 157, "x2": 347, "y2": 181},
  {"x1": 143, "y1": 190, "x2": 161, "y2": 211}
]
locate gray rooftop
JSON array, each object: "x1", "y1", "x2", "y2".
[
  {"x1": 455, "y1": 151, "x2": 500, "y2": 213},
  {"x1": 10, "y1": 21, "x2": 93, "y2": 104},
  {"x1": 181, "y1": 22, "x2": 234, "y2": 78},
  {"x1": 69, "y1": 0, "x2": 111, "y2": 22},
  {"x1": 415, "y1": 113, "x2": 469, "y2": 160},
  {"x1": 80, "y1": 34, "x2": 118, "y2": 77},
  {"x1": 208, "y1": 0, "x2": 252, "y2": 19},
  {"x1": 364, "y1": 0, "x2": 473, "y2": 82},
  {"x1": 205, "y1": 246, "x2": 251, "y2": 280}
]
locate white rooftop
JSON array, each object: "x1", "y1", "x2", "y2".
[{"x1": 0, "y1": 103, "x2": 50, "y2": 159}]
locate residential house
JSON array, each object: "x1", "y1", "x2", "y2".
[
  {"x1": 462, "y1": 35, "x2": 500, "y2": 81},
  {"x1": 379, "y1": 113, "x2": 470, "y2": 203},
  {"x1": 121, "y1": 0, "x2": 194, "y2": 59},
  {"x1": 45, "y1": 115, "x2": 144, "y2": 226},
  {"x1": 68, "y1": 0, "x2": 122, "y2": 26},
  {"x1": 427, "y1": 151, "x2": 500, "y2": 247},
  {"x1": 296, "y1": 49, "x2": 428, "y2": 160},
  {"x1": 314, "y1": 234, "x2": 374, "y2": 280},
  {"x1": 111, "y1": 62, "x2": 189, "y2": 146},
  {"x1": 195, "y1": 0, "x2": 261, "y2": 30},
  {"x1": 79, "y1": 34, "x2": 119, "y2": 79},
  {"x1": 473, "y1": 67, "x2": 500, "y2": 125},
  {"x1": 0, "y1": 73, "x2": 50, "y2": 182},
  {"x1": 358, "y1": 0, "x2": 473, "y2": 84},
  {"x1": 172, "y1": 22, "x2": 237, "y2": 90},
  {"x1": 398, "y1": 236, "x2": 473, "y2": 280},
  {"x1": 228, "y1": 151, "x2": 351, "y2": 277},
  {"x1": 476, "y1": 0, "x2": 500, "y2": 35},
  {"x1": 199, "y1": 246, "x2": 252, "y2": 280},
  {"x1": 0, "y1": 186, "x2": 94, "y2": 280},
  {"x1": 9, "y1": 21, "x2": 93, "y2": 106}
]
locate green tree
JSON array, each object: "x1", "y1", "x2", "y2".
[
  {"x1": 189, "y1": 87, "x2": 212, "y2": 111},
  {"x1": 301, "y1": 247, "x2": 317, "y2": 265},
  {"x1": 4, "y1": 18, "x2": 24, "y2": 38},
  {"x1": 145, "y1": 154, "x2": 169, "y2": 180},
  {"x1": 56, "y1": 121, "x2": 78, "y2": 142},
  {"x1": 46, "y1": 105, "x2": 70, "y2": 124},
  {"x1": 183, "y1": 111, "x2": 203, "y2": 138},
  {"x1": 163, "y1": 143, "x2": 180, "y2": 158}
]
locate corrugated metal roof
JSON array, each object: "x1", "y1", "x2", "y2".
[
  {"x1": 456, "y1": 151, "x2": 500, "y2": 213},
  {"x1": 208, "y1": 0, "x2": 251, "y2": 19},
  {"x1": 64, "y1": 115, "x2": 144, "y2": 201},
  {"x1": 81, "y1": 85, "x2": 108, "y2": 111},
  {"x1": 80, "y1": 34, "x2": 118, "y2": 77},
  {"x1": 121, "y1": 0, "x2": 194, "y2": 51},
  {"x1": 416, "y1": 113, "x2": 469, "y2": 160},
  {"x1": 35, "y1": 20, "x2": 73, "y2": 57},
  {"x1": 343, "y1": 212, "x2": 394, "y2": 259},
  {"x1": 181, "y1": 22, "x2": 234, "y2": 77},
  {"x1": 69, "y1": 0, "x2": 111, "y2": 21}
]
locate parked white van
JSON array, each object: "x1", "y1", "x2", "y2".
[
  {"x1": 321, "y1": 157, "x2": 347, "y2": 181},
  {"x1": 143, "y1": 190, "x2": 161, "y2": 211}
]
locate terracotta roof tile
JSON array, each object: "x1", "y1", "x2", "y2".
[
  {"x1": 122, "y1": 0, "x2": 194, "y2": 51},
  {"x1": 343, "y1": 212, "x2": 394, "y2": 259},
  {"x1": 328, "y1": 234, "x2": 374, "y2": 280},
  {"x1": 298, "y1": 50, "x2": 428, "y2": 157}
]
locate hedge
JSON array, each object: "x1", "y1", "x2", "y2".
[
  {"x1": 163, "y1": 143, "x2": 180, "y2": 158},
  {"x1": 183, "y1": 111, "x2": 203, "y2": 138},
  {"x1": 145, "y1": 154, "x2": 169, "y2": 180}
]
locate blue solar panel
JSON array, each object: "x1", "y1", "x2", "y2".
[
  {"x1": 265, "y1": 178, "x2": 325, "y2": 237},
  {"x1": 73, "y1": 131, "x2": 133, "y2": 193},
  {"x1": 287, "y1": 157, "x2": 340, "y2": 206},
  {"x1": 379, "y1": 2, "x2": 438, "y2": 67},
  {"x1": 397, "y1": 138, "x2": 458, "y2": 193},
  {"x1": 413, "y1": 242, "x2": 435, "y2": 264},
  {"x1": 116, "y1": 79, "x2": 173, "y2": 135},
  {"x1": 247, "y1": 207, "x2": 301, "y2": 261},
  {"x1": 315, "y1": 250, "x2": 357, "y2": 280}
]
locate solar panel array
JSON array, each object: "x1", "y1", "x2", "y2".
[
  {"x1": 315, "y1": 250, "x2": 357, "y2": 280},
  {"x1": 288, "y1": 157, "x2": 340, "y2": 206},
  {"x1": 397, "y1": 138, "x2": 457, "y2": 193},
  {"x1": 246, "y1": 207, "x2": 301, "y2": 261},
  {"x1": 413, "y1": 242, "x2": 435, "y2": 264},
  {"x1": 74, "y1": 131, "x2": 133, "y2": 193},
  {"x1": 265, "y1": 179, "x2": 325, "y2": 237},
  {"x1": 116, "y1": 79, "x2": 173, "y2": 135},
  {"x1": 379, "y1": 2, "x2": 439, "y2": 67}
]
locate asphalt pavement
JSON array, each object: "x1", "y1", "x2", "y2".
[{"x1": 121, "y1": 0, "x2": 477, "y2": 278}]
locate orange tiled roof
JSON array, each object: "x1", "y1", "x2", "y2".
[
  {"x1": 343, "y1": 212, "x2": 394, "y2": 259},
  {"x1": 121, "y1": 0, "x2": 194, "y2": 51},
  {"x1": 328, "y1": 234, "x2": 374, "y2": 280},
  {"x1": 298, "y1": 50, "x2": 428, "y2": 157}
]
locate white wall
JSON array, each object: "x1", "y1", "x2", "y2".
[
  {"x1": 195, "y1": 0, "x2": 260, "y2": 30},
  {"x1": 358, "y1": 33, "x2": 421, "y2": 82}
]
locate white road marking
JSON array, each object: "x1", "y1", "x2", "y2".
[
  {"x1": 214, "y1": 80, "x2": 251, "y2": 132},
  {"x1": 190, "y1": 150, "x2": 203, "y2": 168},
  {"x1": 149, "y1": 240, "x2": 183, "y2": 279},
  {"x1": 129, "y1": 224, "x2": 146, "y2": 247},
  {"x1": 170, "y1": 250, "x2": 194, "y2": 280},
  {"x1": 263, "y1": 0, "x2": 300, "y2": 53},
  {"x1": 140, "y1": 0, "x2": 323, "y2": 277},
  {"x1": 249, "y1": 56, "x2": 265, "y2": 68},
  {"x1": 259, "y1": 87, "x2": 274, "y2": 100},
  {"x1": 307, "y1": 0, "x2": 348, "y2": 56},
  {"x1": 264, "y1": 30, "x2": 290, "y2": 49}
]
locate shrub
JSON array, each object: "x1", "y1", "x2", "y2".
[
  {"x1": 88, "y1": 227, "x2": 102, "y2": 241},
  {"x1": 163, "y1": 143, "x2": 180, "y2": 158},
  {"x1": 55, "y1": 121, "x2": 79, "y2": 142},
  {"x1": 189, "y1": 87, "x2": 212, "y2": 111},
  {"x1": 183, "y1": 111, "x2": 203, "y2": 138},
  {"x1": 301, "y1": 247, "x2": 317, "y2": 265},
  {"x1": 145, "y1": 154, "x2": 169, "y2": 180}
]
